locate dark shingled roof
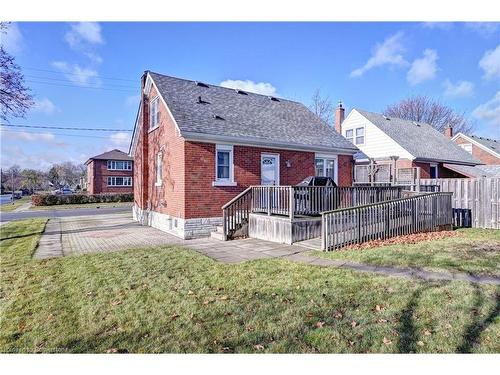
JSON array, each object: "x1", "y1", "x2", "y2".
[
  {"x1": 467, "y1": 134, "x2": 500, "y2": 156},
  {"x1": 86, "y1": 149, "x2": 132, "y2": 164},
  {"x1": 148, "y1": 72, "x2": 358, "y2": 153},
  {"x1": 443, "y1": 164, "x2": 500, "y2": 178},
  {"x1": 355, "y1": 109, "x2": 481, "y2": 165}
]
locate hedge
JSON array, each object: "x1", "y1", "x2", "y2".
[{"x1": 31, "y1": 193, "x2": 134, "y2": 206}]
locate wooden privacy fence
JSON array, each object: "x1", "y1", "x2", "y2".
[
  {"x1": 420, "y1": 178, "x2": 500, "y2": 229},
  {"x1": 321, "y1": 192, "x2": 453, "y2": 251},
  {"x1": 222, "y1": 185, "x2": 403, "y2": 240}
]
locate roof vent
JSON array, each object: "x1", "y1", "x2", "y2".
[
  {"x1": 384, "y1": 116, "x2": 390, "y2": 120},
  {"x1": 197, "y1": 96, "x2": 209, "y2": 104},
  {"x1": 269, "y1": 96, "x2": 280, "y2": 102},
  {"x1": 213, "y1": 114, "x2": 224, "y2": 120},
  {"x1": 195, "y1": 81, "x2": 209, "y2": 88},
  {"x1": 412, "y1": 121, "x2": 421, "y2": 127},
  {"x1": 235, "y1": 89, "x2": 248, "y2": 95}
]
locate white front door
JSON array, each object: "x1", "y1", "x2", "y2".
[{"x1": 261, "y1": 154, "x2": 280, "y2": 185}]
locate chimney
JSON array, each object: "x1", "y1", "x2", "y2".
[
  {"x1": 334, "y1": 100, "x2": 345, "y2": 134},
  {"x1": 444, "y1": 126, "x2": 453, "y2": 139}
]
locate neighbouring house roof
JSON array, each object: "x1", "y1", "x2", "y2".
[
  {"x1": 452, "y1": 133, "x2": 500, "y2": 158},
  {"x1": 354, "y1": 109, "x2": 481, "y2": 166},
  {"x1": 85, "y1": 149, "x2": 133, "y2": 165},
  {"x1": 443, "y1": 163, "x2": 500, "y2": 178},
  {"x1": 137, "y1": 72, "x2": 358, "y2": 154}
]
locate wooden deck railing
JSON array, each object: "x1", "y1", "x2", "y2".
[
  {"x1": 222, "y1": 185, "x2": 403, "y2": 240},
  {"x1": 321, "y1": 192, "x2": 453, "y2": 251}
]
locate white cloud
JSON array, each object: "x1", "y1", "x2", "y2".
[
  {"x1": 443, "y1": 79, "x2": 474, "y2": 97},
  {"x1": 465, "y1": 22, "x2": 500, "y2": 37},
  {"x1": 110, "y1": 132, "x2": 131, "y2": 149},
  {"x1": 472, "y1": 91, "x2": 500, "y2": 128},
  {"x1": 350, "y1": 32, "x2": 408, "y2": 78},
  {"x1": 422, "y1": 22, "x2": 453, "y2": 31},
  {"x1": 0, "y1": 144, "x2": 71, "y2": 170},
  {"x1": 1, "y1": 131, "x2": 55, "y2": 143},
  {"x1": 479, "y1": 44, "x2": 500, "y2": 80},
  {"x1": 220, "y1": 79, "x2": 278, "y2": 96},
  {"x1": 51, "y1": 61, "x2": 100, "y2": 86},
  {"x1": 0, "y1": 22, "x2": 23, "y2": 54},
  {"x1": 32, "y1": 97, "x2": 58, "y2": 115},
  {"x1": 65, "y1": 22, "x2": 104, "y2": 49},
  {"x1": 407, "y1": 49, "x2": 439, "y2": 85}
]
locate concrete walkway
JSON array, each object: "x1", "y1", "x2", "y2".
[{"x1": 33, "y1": 212, "x2": 500, "y2": 285}]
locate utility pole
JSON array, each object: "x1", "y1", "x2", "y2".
[{"x1": 11, "y1": 169, "x2": 14, "y2": 202}]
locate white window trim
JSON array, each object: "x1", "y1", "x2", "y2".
[
  {"x1": 345, "y1": 129, "x2": 354, "y2": 143},
  {"x1": 429, "y1": 163, "x2": 439, "y2": 179},
  {"x1": 213, "y1": 144, "x2": 236, "y2": 187},
  {"x1": 149, "y1": 96, "x2": 160, "y2": 132},
  {"x1": 155, "y1": 152, "x2": 163, "y2": 187},
  {"x1": 260, "y1": 153, "x2": 280, "y2": 186},
  {"x1": 354, "y1": 126, "x2": 365, "y2": 145},
  {"x1": 107, "y1": 160, "x2": 132, "y2": 171},
  {"x1": 107, "y1": 176, "x2": 133, "y2": 187},
  {"x1": 315, "y1": 154, "x2": 338, "y2": 184}
]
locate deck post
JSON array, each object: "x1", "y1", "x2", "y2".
[
  {"x1": 289, "y1": 187, "x2": 294, "y2": 220},
  {"x1": 267, "y1": 187, "x2": 271, "y2": 216}
]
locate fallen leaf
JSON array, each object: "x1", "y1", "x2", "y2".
[
  {"x1": 348, "y1": 340, "x2": 355, "y2": 347},
  {"x1": 445, "y1": 323, "x2": 452, "y2": 329},
  {"x1": 351, "y1": 321, "x2": 358, "y2": 328},
  {"x1": 170, "y1": 313, "x2": 180, "y2": 320},
  {"x1": 254, "y1": 344, "x2": 265, "y2": 351},
  {"x1": 334, "y1": 311, "x2": 343, "y2": 319},
  {"x1": 305, "y1": 312, "x2": 314, "y2": 318},
  {"x1": 378, "y1": 318, "x2": 388, "y2": 323},
  {"x1": 187, "y1": 290, "x2": 195, "y2": 295},
  {"x1": 417, "y1": 341, "x2": 424, "y2": 347},
  {"x1": 424, "y1": 329, "x2": 432, "y2": 336},
  {"x1": 315, "y1": 321, "x2": 325, "y2": 328},
  {"x1": 219, "y1": 295, "x2": 228, "y2": 301},
  {"x1": 375, "y1": 305, "x2": 383, "y2": 312},
  {"x1": 383, "y1": 337, "x2": 392, "y2": 345},
  {"x1": 111, "y1": 300, "x2": 122, "y2": 306},
  {"x1": 106, "y1": 348, "x2": 118, "y2": 353}
]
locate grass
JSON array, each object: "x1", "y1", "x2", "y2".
[
  {"x1": 1, "y1": 219, "x2": 499, "y2": 353},
  {"x1": 0, "y1": 196, "x2": 31, "y2": 212},
  {"x1": 29, "y1": 202, "x2": 132, "y2": 211},
  {"x1": 316, "y1": 229, "x2": 500, "y2": 276}
]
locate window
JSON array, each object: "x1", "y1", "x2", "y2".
[
  {"x1": 430, "y1": 164, "x2": 438, "y2": 179},
  {"x1": 345, "y1": 129, "x2": 354, "y2": 143},
  {"x1": 315, "y1": 156, "x2": 337, "y2": 182},
  {"x1": 107, "y1": 160, "x2": 132, "y2": 170},
  {"x1": 155, "y1": 152, "x2": 163, "y2": 186},
  {"x1": 149, "y1": 96, "x2": 160, "y2": 129},
  {"x1": 107, "y1": 176, "x2": 132, "y2": 186},
  {"x1": 213, "y1": 144, "x2": 236, "y2": 186},
  {"x1": 459, "y1": 143, "x2": 473, "y2": 154},
  {"x1": 355, "y1": 127, "x2": 365, "y2": 145}
]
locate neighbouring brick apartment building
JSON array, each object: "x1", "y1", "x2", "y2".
[
  {"x1": 452, "y1": 133, "x2": 500, "y2": 165},
  {"x1": 85, "y1": 149, "x2": 134, "y2": 194},
  {"x1": 129, "y1": 71, "x2": 358, "y2": 239}
]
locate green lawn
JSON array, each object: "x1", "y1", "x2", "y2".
[
  {"x1": 1, "y1": 219, "x2": 498, "y2": 353},
  {"x1": 316, "y1": 229, "x2": 500, "y2": 276},
  {"x1": 29, "y1": 202, "x2": 132, "y2": 211},
  {"x1": 0, "y1": 196, "x2": 30, "y2": 212}
]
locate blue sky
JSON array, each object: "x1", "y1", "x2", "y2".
[{"x1": 1, "y1": 22, "x2": 499, "y2": 170}]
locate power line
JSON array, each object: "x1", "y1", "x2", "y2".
[
  {"x1": 24, "y1": 74, "x2": 137, "y2": 89},
  {"x1": 22, "y1": 67, "x2": 137, "y2": 82},
  {"x1": 1, "y1": 124, "x2": 133, "y2": 132},
  {"x1": 0, "y1": 128, "x2": 117, "y2": 139},
  {"x1": 25, "y1": 80, "x2": 137, "y2": 93}
]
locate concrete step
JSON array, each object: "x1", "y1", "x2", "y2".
[
  {"x1": 215, "y1": 225, "x2": 224, "y2": 233},
  {"x1": 210, "y1": 230, "x2": 226, "y2": 241}
]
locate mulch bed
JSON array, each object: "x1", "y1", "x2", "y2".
[{"x1": 342, "y1": 230, "x2": 459, "y2": 251}]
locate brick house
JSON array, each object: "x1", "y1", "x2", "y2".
[
  {"x1": 129, "y1": 71, "x2": 358, "y2": 239},
  {"x1": 338, "y1": 107, "x2": 481, "y2": 181},
  {"x1": 85, "y1": 149, "x2": 134, "y2": 194},
  {"x1": 451, "y1": 133, "x2": 500, "y2": 165}
]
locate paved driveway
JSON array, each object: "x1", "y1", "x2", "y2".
[{"x1": 34, "y1": 212, "x2": 309, "y2": 263}]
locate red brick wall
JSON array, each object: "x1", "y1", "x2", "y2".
[
  {"x1": 454, "y1": 136, "x2": 500, "y2": 165},
  {"x1": 87, "y1": 159, "x2": 133, "y2": 194},
  {"x1": 134, "y1": 84, "x2": 186, "y2": 218},
  {"x1": 338, "y1": 155, "x2": 353, "y2": 187}
]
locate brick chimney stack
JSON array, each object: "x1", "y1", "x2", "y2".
[
  {"x1": 444, "y1": 126, "x2": 453, "y2": 139},
  {"x1": 334, "y1": 100, "x2": 345, "y2": 134}
]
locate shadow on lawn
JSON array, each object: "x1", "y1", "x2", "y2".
[
  {"x1": 396, "y1": 280, "x2": 500, "y2": 353},
  {"x1": 0, "y1": 230, "x2": 45, "y2": 242},
  {"x1": 456, "y1": 282, "x2": 500, "y2": 353}
]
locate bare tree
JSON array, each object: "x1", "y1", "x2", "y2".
[
  {"x1": 0, "y1": 22, "x2": 33, "y2": 121},
  {"x1": 21, "y1": 169, "x2": 43, "y2": 192},
  {"x1": 310, "y1": 89, "x2": 334, "y2": 125},
  {"x1": 383, "y1": 95, "x2": 473, "y2": 134},
  {"x1": 5, "y1": 165, "x2": 22, "y2": 191}
]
